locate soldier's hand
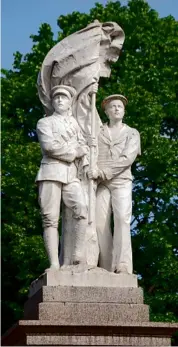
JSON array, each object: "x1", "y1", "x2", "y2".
[
  {"x1": 87, "y1": 136, "x2": 97, "y2": 147},
  {"x1": 89, "y1": 82, "x2": 98, "y2": 95},
  {"x1": 87, "y1": 168, "x2": 99, "y2": 179}
]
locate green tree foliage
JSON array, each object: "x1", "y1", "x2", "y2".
[{"x1": 2, "y1": 0, "x2": 178, "y2": 334}]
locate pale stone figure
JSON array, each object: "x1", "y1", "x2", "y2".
[
  {"x1": 88, "y1": 95, "x2": 141, "y2": 274},
  {"x1": 36, "y1": 85, "x2": 89, "y2": 271},
  {"x1": 37, "y1": 20, "x2": 125, "y2": 267}
]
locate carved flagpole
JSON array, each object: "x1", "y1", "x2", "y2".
[{"x1": 88, "y1": 91, "x2": 96, "y2": 224}]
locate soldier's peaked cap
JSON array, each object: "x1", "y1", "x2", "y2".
[
  {"x1": 51, "y1": 85, "x2": 76, "y2": 99},
  {"x1": 102, "y1": 94, "x2": 128, "y2": 109}
]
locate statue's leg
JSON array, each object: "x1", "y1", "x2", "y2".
[
  {"x1": 96, "y1": 184, "x2": 113, "y2": 271},
  {"x1": 62, "y1": 180, "x2": 88, "y2": 264},
  {"x1": 38, "y1": 181, "x2": 61, "y2": 271},
  {"x1": 111, "y1": 179, "x2": 133, "y2": 274}
]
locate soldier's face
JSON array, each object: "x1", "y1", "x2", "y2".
[
  {"x1": 105, "y1": 99, "x2": 125, "y2": 121},
  {"x1": 52, "y1": 93, "x2": 72, "y2": 114}
]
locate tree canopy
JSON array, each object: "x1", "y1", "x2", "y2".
[{"x1": 2, "y1": 0, "x2": 178, "y2": 335}]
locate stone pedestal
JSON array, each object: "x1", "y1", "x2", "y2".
[
  {"x1": 2, "y1": 267, "x2": 178, "y2": 346},
  {"x1": 28, "y1": 265, "x2": 138, "y2": 297}
]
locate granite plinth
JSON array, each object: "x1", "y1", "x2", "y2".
[
  {"x1": 29, "y1": 265, "x2": 138, "y2": 297},
  {"x1": 2, "y1": 268, "x2": 178, "y2": 346},
  {"x1": 24, "y1": 285, "x2": 144, "y2": 320},
  {"x1": 38, "y1": 302, "x2": 149, "y2": 323},
  {"x1": 29, "y1": 285, "x2": 144, "y2": 303},
  {"x1": 26, "y1": 334, "x2": 170, "y2": 346},
  {"x1": 2, "y1": 320, "x2": 178, "y2": 346}
]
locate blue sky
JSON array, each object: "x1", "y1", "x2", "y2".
[{"x1": 2, "y1": 0, "x2": 178, "y2": 69}]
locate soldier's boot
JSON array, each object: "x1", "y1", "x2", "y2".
[{"x1": 43, "y1": 227, "x2": 60, "y2": 271}]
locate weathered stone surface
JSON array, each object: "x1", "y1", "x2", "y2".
[
  {"x1": 38, "y1": 302, "x2": 149, "y2": 323},
  {"x1": 26, "y1": 333, "x2": 170, "y2": 346},
  {"x1": 29, "y1": 266, "x2": 138, "y2": 297},
  {"x1": 42, "y1": 285, "x2": 143, "y2": 303},
  {"x1": 46, "y1": 285, "x2": 141, "y2": 302}
]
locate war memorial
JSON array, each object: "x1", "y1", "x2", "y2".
[{"x1": 2, "y1": 19, "x2": 178, "y2": 346}]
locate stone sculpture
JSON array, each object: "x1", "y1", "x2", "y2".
[
  {"x1": 36, "y1": 20, "x2": 140, "y2": 272},
  {"x1": 88, "y1": 94, "x2": 141, "y2": 274}
]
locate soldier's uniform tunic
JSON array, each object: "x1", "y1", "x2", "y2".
[{"x1": 36, "y1": 113, "x2": 88, "y2": 251}]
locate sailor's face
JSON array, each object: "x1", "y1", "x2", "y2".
[
  {"x1": 105, "y1": 99, "x2": 125, "y2": 120},
  {"x1": 52, "y1": 93, "x2": 71, "y2": 114}
]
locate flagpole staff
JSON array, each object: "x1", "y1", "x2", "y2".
[{"x1": 88, "y1": 90, "x2": 96, "y2": 224}]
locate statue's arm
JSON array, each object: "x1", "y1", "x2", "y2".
[
  {"x1": 100, "y1": 130, "x2": 141, "y2": 180},
  {"x1": 113, "y1": 129, "x2": 141, "y2": 169},
  {"x1": 36, "y1": 118, "x2": 77, "y2": 162}
]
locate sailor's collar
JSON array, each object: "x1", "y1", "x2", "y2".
[{"x1": 101, "y1": 123, "x2": 128, "y2": 140}]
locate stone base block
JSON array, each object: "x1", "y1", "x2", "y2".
[
  {"x1": 38, "y1": 302, "x2": 149, "y2": 323},
  {"x1": 29, "y1": 266, "x2": 138, "y2": 297},
  {"x1": 26, "y1": 333, "x2": 170, "y2": 346},
  {"x1": 24, "y1": 286, "x2": 144, "y2": 319},
  {"x1": 2, "y1": 320, "x2": 178, "y2": 346},
  {"x1": 32, "y1": 285, "x2": 143, "y2": 303}
]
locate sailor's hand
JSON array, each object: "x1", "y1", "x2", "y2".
[
  {"x1": 87, "y1": 168, "x2": 99, "y2": 179},
  {"x1": 102, "y1": 168, "x2": 113, "y2": 180},
  {"x1": 87, "y1": 136, "x2": 97, "y2": 147}
]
